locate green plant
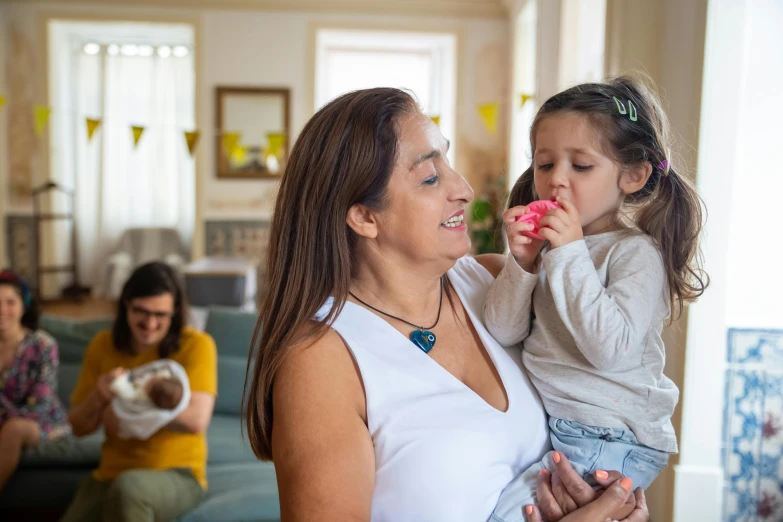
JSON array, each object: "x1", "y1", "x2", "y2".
[{"x1": 469, "y1": 175, "x2": 507, "y2": 255}]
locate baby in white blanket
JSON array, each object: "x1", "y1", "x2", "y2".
[{"x1": 109, "y1": 359, "x2": 191, "y2": 440}]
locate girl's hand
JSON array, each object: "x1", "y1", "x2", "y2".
[
  {"x1": 538, "y1": 197, "x2": 583, "y2": 249},
  {"x1": 503, "y1": 205, "x2": 546, "y2": 272}
]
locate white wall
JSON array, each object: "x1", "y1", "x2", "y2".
[{"x1": 0, "y1": 2, "x2": 508, "y2": 261}]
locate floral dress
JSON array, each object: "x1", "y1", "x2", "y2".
[{"x1": 0, "y1": 330, "x2": 71, "y2": 441}]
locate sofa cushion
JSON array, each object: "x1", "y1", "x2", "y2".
[
  {"x1": 205, "y1": 414, "x2": 256, "y2": 464},
  {"x1": 204, "y1": 306, "x2": 257, "y2": 415},
  {"x1": 204, "y1": 306, "x2": 257, "y2": 359},
  {"x1": 176, "y1": 463, "x2": 280, "y2": 522},
  {"x1": 19, "y1": 415, "x2": 253, "y2": 469},
  {"x1": 19, "y1": 430, "x2": 104, "y2": 468},
  {"x1": 40, "y1": 315, "x2": 113, "y2": 363}
]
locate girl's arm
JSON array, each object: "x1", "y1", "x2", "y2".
[
  {"x1": 482, "y1": 253, "x2": 539, "y2": 347},
  {"x1": 543, "y1": 235, "x2": 667, "y2": 371}
]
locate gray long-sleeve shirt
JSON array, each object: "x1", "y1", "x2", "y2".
[{"x1": 484, "y1": 230, "x2": 679, "y2": 453}]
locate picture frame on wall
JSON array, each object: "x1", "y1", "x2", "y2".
[{"x1": 215, "y1": 86, "x2": 290, "y2": 179}]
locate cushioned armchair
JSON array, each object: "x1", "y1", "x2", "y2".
[{"x1": 97, "y1": 227, "x2": 189, "y2": 300}]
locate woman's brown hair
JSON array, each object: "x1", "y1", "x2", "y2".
[
  {"x1": 245, "y1": 88, "x2": 419, "y2": 460},
  {"x1": 113, "y1": 261, "x2": 188, "y2": 358},
  {"x1": 509, "y1": 76, "x2": 708, "y2": 318}
]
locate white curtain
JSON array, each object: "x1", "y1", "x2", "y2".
[{"x1": 71, "y1": 46, "x2": 195, "y2": 287}]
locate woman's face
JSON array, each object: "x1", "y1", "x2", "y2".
[
  {"x1": 0, "y1": 285, "x2": 24, "y2": 333},
  {"x1": 125, "y1": 293, "x2": 175, "y2": 351},
  {"x1": 373, "y1": 112, "x2": 474, "y2": 268}
]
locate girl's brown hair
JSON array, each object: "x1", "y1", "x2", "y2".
[
  {"x1": 244, "y1": 88, "x2": 419, "y2": 460},
  {"x1": 509, "y1": 76, "x2": 708, "y2": 318}
]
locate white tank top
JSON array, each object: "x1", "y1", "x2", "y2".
[{"x1": 318, "y1": 256, "x2": 549, "y2": 522}]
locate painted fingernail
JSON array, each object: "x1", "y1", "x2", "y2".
[
  {"x1": 620, "y1": 477, "x2": 633, "y2": 491},
  {"x1": 553, "y1": 451, "x2": 561, "y2": 464},
  {"x1": 595, "y1": 470, "x2": 609, "y2": 480},
  {"x1": 525, "y1": 505, "x2": 533, "y2": 515},
  {"x1": 538, "y1": 469, "x2": 547, "y2": 476}
]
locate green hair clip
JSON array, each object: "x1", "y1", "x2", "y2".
[{"x1": 613, "y1": 96, "x2": 638, "y2": 122}]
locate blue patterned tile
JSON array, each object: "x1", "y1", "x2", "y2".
[{"x1": 723, "y1": 329, "x2": 783, "y2": 522}]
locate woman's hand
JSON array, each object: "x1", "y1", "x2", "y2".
[
  {"x1": 503, "y1": 206, "x2": 546, "y2": 272},
  {"x1": 96, "y1": 367, "x2": 126, "y2": 403},
  {"x1": 526, "y1": 483, "x2": 648, "y2": 522},
  {"x1": 529, "y1": 452, "x2": 640, "y2": 521}
]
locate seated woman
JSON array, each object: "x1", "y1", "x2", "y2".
[
  {"x1": 62, "y1": 262, "x2": 217, "y2": 522},
  {"x1": 0, "y1": 270, "x2": 70, "y2": 491},
  {"x1": 244, "y1": 88, "x2": 649, "y2": 521}
]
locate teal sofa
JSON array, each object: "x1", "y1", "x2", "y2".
[{"x1": 0, "y1": 307, "x2": 280, "y2": 522}]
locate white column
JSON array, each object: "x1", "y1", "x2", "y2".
[{"x1": 673, "y1": 1, "x2": 749, "y2": 520}]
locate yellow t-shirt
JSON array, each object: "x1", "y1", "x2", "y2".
[{"x1": 71, "y1": 327, "x2": 217, "y2": 488}]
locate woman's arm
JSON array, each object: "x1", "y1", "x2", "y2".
[
  {"x1": 272, "y1": 328, "x2": 375, "y2": 522},
  {"x1": 474, "y1": 253, "x2": 506, "y2": 278},
  {"x1": 165, "y1": 393, "x2": 216, "y2": 434},
  {"x1": 166, "y1": 333, "x2": 218, "y2": 434},
  {"x1": 68, "y1": 368, "x2": 123, "y2": 437}
]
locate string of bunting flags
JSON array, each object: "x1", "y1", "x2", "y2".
[
  {"x1": 428, "y1": 92, "x2": 534, "y2": 134},
  {"x1": 0, "y1": 91, "x2": 535, "y2": 157}
]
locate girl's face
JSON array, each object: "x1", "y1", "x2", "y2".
[{"x1": 532, "y1": 112, "x2": 626, "y2": 235}]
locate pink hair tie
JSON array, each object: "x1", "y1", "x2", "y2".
[{"x1": 657, "y1": 159, "x2": 670, "y2": 171}]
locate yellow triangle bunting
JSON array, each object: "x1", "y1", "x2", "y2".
[
  {"x1": 221, "y1": 132, "x2": 241, "y2": 158},
  {"x1": 477, "y1": 103, "x2": 498, "y2": 135},
  {"x1": 184, "y1": 131, "x2": 201, "y2": 157},
  {"x1": 0, "y1": 95, "x2": 6, "y2": 111},
  {"x1": 86, "y1": 118, "x2": 101, "y2": 141},
  {"x1": 265, "y1": 133, "x2": 285, "y2": 159},
  {"x1": 430, "y1": 115, "x2": 441, "y2": 127},
  {"x1": 230, "y1": 145, "x2": 247, "y2": 166},
  {"x1": 34, "y1": 106, "x2": 51, "y2": 136},
  {"x1": 131, "y1": 125, "x2": 145, "y2": 148},
  {"x1": 520, "y1": 93, "x2": 533, "y2": 108}
]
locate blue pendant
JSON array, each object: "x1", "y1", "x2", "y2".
[{"x1": 410, "y1": 330, "x2": 436, "y2": 353}]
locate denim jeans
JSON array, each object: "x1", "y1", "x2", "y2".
[{"x1": 490, "y1": 417, "x2": 669, "y2": 522}]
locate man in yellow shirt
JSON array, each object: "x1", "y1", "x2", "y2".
[{"x1": 61, "y1": 262, "x2": 218, "y2": 522}]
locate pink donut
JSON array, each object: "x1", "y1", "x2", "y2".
[{"x1": 515, "y1": 200, "x2": 562, "y2": 240}]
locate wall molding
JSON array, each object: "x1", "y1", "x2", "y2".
[{"x1": 21, "y1": 0, "x2": 507, "y2": 19}]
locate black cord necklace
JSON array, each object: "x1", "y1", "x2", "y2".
[{"x1": 349, "y1": 277, "x2": 443, "y2": 354}]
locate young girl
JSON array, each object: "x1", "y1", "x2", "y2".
[{"x1": 484, "y1": 76, "x2": 707, "y2": 521}]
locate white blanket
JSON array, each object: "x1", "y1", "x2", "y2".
[{"x1": 109, "y1": 359, "x2": 191, "y2": 440}]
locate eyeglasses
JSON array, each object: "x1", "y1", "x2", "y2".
[{"x1": 128, "y1": 304, "x2": 174, "y2": 321}]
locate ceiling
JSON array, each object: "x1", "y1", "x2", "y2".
[{"x1": 25, "y1": 0, "x2": 510, "y2": 18}]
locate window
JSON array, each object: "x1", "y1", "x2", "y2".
[
  {"x1": 315, "y1": 28, "x2": 457, "y2": 162},
  {"x1": 48, "y1": 21, "x2": 195, "y2": 290}
]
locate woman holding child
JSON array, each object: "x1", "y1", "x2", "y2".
[
  {"x1": 246, "y1": 80, "x2": 704, "y2": 521},
  {"x1": 62, "y1": 262, "x2": 217, "y2": 522}
]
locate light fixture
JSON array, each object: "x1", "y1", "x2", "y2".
[
  {"x1": 138, "y1": 45, "x2": 154, "y2": 57},
  {"x1": 120, "y1": 45, "x2": 139, "y2": 56},
  {"x1": 172, "y1": 45, "x2": 189, "y2": 58},
  {"x1": 107, "y1": 44, "x2": 119, "y2": 56},
  {"x1": 83, "y1": 43, "x2": 100, "y2": 55},
  {"x1": 157, "y1": 45, "x2": 172, "y2": 58}
]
